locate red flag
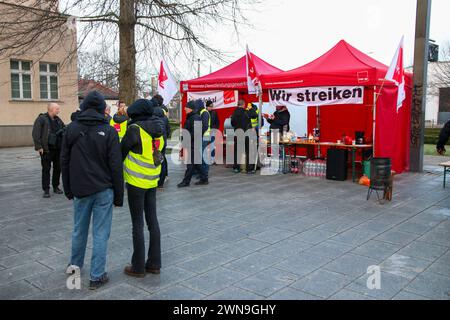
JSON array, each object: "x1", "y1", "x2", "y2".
[
  {"x1": 158, "y1": 61, "x2": 168, "y2": 89},
  {"x1": 157, "y1": 59, "x2": 178, "y2": 105},
  {"x1": 246, "y1": 45, "x2": 260, "y2": 95},
  {"x1": 385, "y1": 36, "x2": 406, "y2": 111}
]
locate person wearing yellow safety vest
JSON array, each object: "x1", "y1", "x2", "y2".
[
  {"x1": 120, "y1": 98, "x2": 165, "y2": 278},
  {"x1": 110, "y1": 102, "x2": 129, "y2": 141},
  {"x1": 246, "y1": 103, "x2": 262, "y2": 132},
  {"x1": 178, "y1": 100, "x2": 209, "y2": 188},
  {"x1": 198, "y1": 100, "x2": 211, "y2": 180},
  {"x1": 206, "y1": 100, "x2": 220, "y2": 165}
]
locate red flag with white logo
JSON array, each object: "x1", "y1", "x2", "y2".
[
  {"x1": 246, "y1": 45, "x2": 260, "y2": 95},
  {"x1": 158, "y1": 59, "x2": 178, "y2": 105},
  {"x1": 385, "y1": 36, "x2": 406, "y2": 112}
]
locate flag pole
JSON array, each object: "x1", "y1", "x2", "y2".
[{"x1": 373, "y1": 85, "x2": 377, "y2": 158}]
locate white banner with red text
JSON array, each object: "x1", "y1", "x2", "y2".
[
  {"x1": 269, "y1": 86, "x2": 365, "y2": 108},
  {"x1": 187, "y1": 90, "x2": 239, "y2": 110}
]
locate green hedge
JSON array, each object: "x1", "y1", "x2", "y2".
[{"x1": 424, "y1": 128, "x2": 447, "y2": 145}]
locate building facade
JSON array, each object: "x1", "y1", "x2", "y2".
[
  {"x1": 78, "y1": 79, "x2": 120, "y2": 115},
  {"x1": 406, "y1": 61, "x2": 450, "y2": 126},
  {"x1": 0, "y1": 0, "x2": 78, "y2": 147}
]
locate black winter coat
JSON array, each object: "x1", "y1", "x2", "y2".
[
  {"x1": 32, "y1": 113, "x2": 65, "y2": 152},
  {"x1": 231, "y1": 107, "x2": 251, "y2": 131},
  {"x1": 184, "y1": 112, "x2": 202, "y2": 147},
  {"x1": 268, "y1": 109, "x2": 290, "y2": 132},
  {"x1": 437, "y1": 120, "x2": 450, "y2": 152},
  {"x1": 60, "y1": 108, "x2": 124, "y2": 206},
  {"x1": 210, "y1": 110, "x2": 220, "y2": 130}
]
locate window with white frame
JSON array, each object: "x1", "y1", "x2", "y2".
[
  {"x1": 40, "y1": 63, "x2": 59, "y2": 100},
  {"x1": 10, "y1": 60, "x2": 32, "y2": 100}
]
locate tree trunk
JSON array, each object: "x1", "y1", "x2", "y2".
[{"x1": 119, "y1": 0, "x2": 136, "y2": 105}]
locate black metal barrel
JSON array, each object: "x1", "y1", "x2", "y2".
[{"x1": 370, "y1": 158, "x2": 391, "y2": 190}]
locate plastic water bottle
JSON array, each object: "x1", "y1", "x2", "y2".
[
  {"x1": 321, "y1": 160, "x2": 327, "y2": 179},
  {"x1": 311, "y1": 160, "x2": 317, "y2": 177}
]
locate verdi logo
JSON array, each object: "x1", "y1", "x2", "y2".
[{"x1": 224, "y1": 90, "x2": 237, "y2": 104}]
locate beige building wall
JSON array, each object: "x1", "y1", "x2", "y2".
[{"x1": 0, "y1": 1, "x2": 78, "y2": 146}]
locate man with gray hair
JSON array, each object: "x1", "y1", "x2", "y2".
[
  {"x1": 104, "y1": 105, "x2": 112, "y2": 122},
  {"x1": 32, "y1": 103, "x2": 65, "y2": 198}
]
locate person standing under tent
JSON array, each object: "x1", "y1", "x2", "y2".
[
  {"x1": 199, "y1": 100, "x2": 211, "y2": 182},
  {"x1": 246, "y1": 103, "x2": 263, "y2": 171},
  {"x1": 121, "y1": 98, "x2": 164, "y2": 278},
  {"x1": 231, "y1": 99, "x2": 254, "y2": 174},
  {"x1": 264, "y1": 105, "x2": 291, "y2": 135},
  {"x1": 246, "y1": 103, "x2": 262, "y2": 133},
  {"x1": 206, "y1": 100, "x2": 220, "y2": 165}
]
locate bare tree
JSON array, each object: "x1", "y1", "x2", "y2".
[
  {"x1": 433, "y1": 43, "x2": 450, "y2": 89},
  {"x1": 0, "y1": 0, "x2": 255, "y2": 104},
  {"x1": 78, "y1": 49, "x2": 153, "y2": 98}
]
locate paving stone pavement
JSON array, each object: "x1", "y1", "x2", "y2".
[{"x1": 0, "y1": 147, "x2": 450, "y2": 300}]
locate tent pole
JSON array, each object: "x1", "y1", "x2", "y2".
[
  {"x1": 316, "y1": 106, "x2": 321, "y2": 158},
  {"x1": 372, "y1": 86, "x2": 377, "y2": 158},
  {"x1": 255, "y1": 91, "x2": 263, "y2": 171}
]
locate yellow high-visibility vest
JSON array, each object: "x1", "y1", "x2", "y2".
[
  {"x1": 123, "y1": 124, "x2": 164, "y2": 189},
  {"x1": 251, "y1": 108, "x2": 259, "y2": 128},
  {"x1": 110, "y1": 118, "x2": 128, "y2": 141},
  {"x1": 199, "y1": 108, "x2": 211, "y2": 137}
]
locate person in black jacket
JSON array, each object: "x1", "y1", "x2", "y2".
[
  {"x1": 437, "y1": 120, "x2": 450, "y2": 155},
  {"x1": 71, "y1": 109, "x2": 81, "y2": 122},
  {"x1": 178, "y1": 100, "x2": 209, "y2": 187},
  {"x1": 206, "y1": 100, "x2": 219, "y2": 164},
  {"x1": 120, "y1": 98, "x2": 164, "y2": 278},
  {"x1": 153, "y1": 107, "x2": 170, "y2": 189},
  {"x1": 231, "y1": 99, "x2": 254, "y2": 174},
  {"x1": 32, "y1": 103, "x2": 65, "y2": 198},
  {"x1": 264, "y1": 105, "x2": 291, "y2": 134},
  {"x1": 60, "y1": 90, "x2": 124, "y2": 290}
]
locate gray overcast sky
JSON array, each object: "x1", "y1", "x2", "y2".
[{"x1": 189, "y1": 0, "x2": 450, "y2": 79}]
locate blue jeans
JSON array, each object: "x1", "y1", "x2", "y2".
[
  {"x1": 70, "y1": 188, "x2": 113, "y2": 281},
  {"x1": 210, "y1": 134, "x2": 216, "y2": 159},
  {"x1": 202, "y1": 139, "x2": 210, "y2": 179}
]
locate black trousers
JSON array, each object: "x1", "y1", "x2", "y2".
[
  {"x1": 182, "y1": 147, "x2": 207, "y2": 183},
  {"x1": 41, "y1": 149, "x2": 61, "y2": 192},
  {"x1": 126, "y1": 184, "x2": 161, "y2": 273},
  {"x1": 233, "y1": 136, "x2": 251, "y2": 172},
  {"x1": 158, "y1": 150, "x2": 168, "y2": 187}
]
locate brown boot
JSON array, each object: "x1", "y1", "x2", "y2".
[
  {"x1": 123, "y1": 265, "x2": 145, "y2": 278},
  {"x1": 145, "y1": 266, "x2": 161, "y2": 274}
]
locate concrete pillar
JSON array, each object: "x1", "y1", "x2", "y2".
[{"x1": 410, "y1": 0, "x2": 432, "y2": 172}]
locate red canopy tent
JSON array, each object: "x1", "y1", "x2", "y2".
[
  {"x1": 259, "y1": 40, "x2": 412, "y2": 173},
  {"x1": 180, "y1": 53, "x2": 283, "y2": 133}
]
